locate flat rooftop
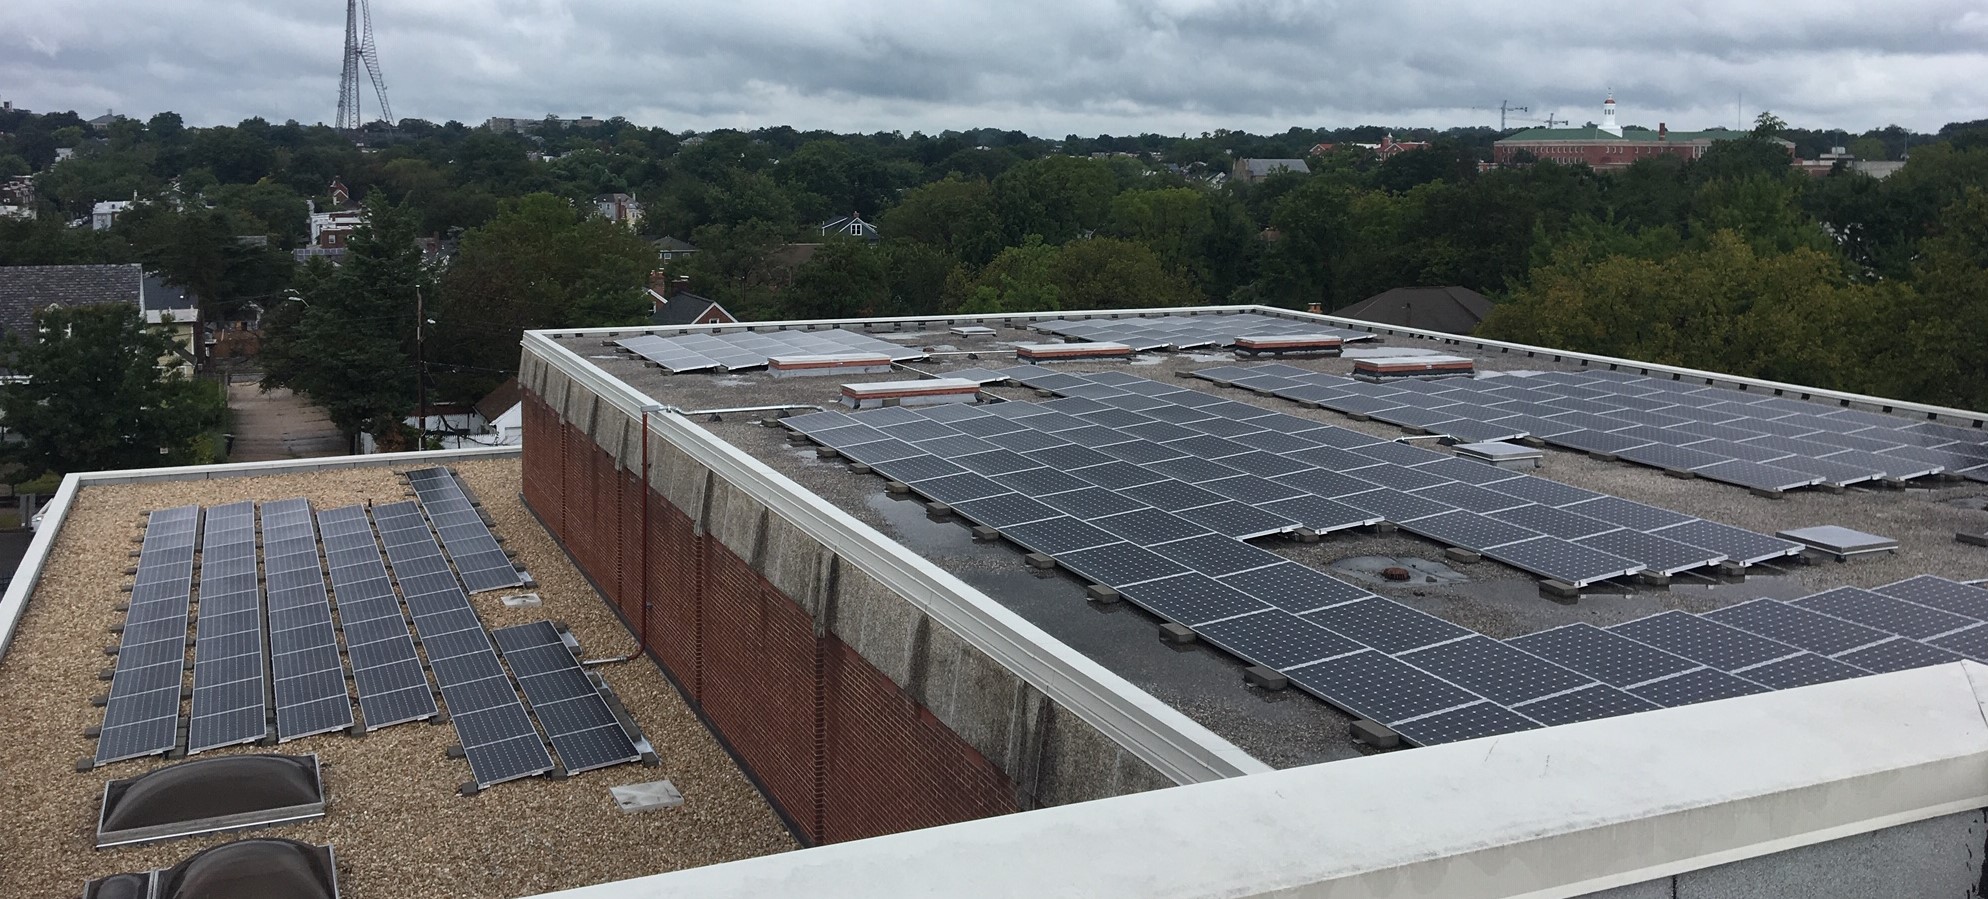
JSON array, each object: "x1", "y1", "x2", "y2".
[
  {"x1": 555, "y1": 312, "x2": 1988, "y2": 766},
  {"x1": 0, "y1": 457, "x2": 794, "y2": 898}
]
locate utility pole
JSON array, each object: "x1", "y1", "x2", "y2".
[{"x1": 415, "y1": 286, "x2": 425, "y2": 449}]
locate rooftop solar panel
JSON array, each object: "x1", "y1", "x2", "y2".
[
  {"x1": 1703, "y1": 599, "x2": 1893, "y2": 657},
  {"x1": 1398, "y1": 635, "x2": 1595, "y2": 705},
  {"x1": 1390, "y1": 701, "x2": 1541, "y2": 746},
  {"x1": 1399, "y1": 510, "x2": 1541, "y2": 552},
  {"x1": 1149, "y1": 533, "x2": 1286, "y2": 578},
  {"x1": 1487, "y1": 504, "x2": 1620, "y2": 541},
  {"x1": 1572, "y1": 528, "x2": 1727, "y2": 575},
  {"x1": 1627, "y1": 667, "x2": 1768, "y2": 708},
  {"x1": 1873, "y1": 576, "x2": 1988, "y2": 621},
  {"x1": 1482, "y1": 536, "x2": 1644, "y2": 586},
  {"x1": 1734, "y1": 652, "x2": 1867, "y2": 689},
  {"x1": 1092, "y1": 508, "x2": 1214, "y2": 546},
  {"x1": 1338, "y1": 489, "x2": 1456, "y2": 524},
  {"x1": 1649, "y1": 519, "x2": 1804, "y2": 565},
  {"x1": 1284, "y1": 650, "x2": 1482, "y2": 724},
  {"x1": 1510, "y1": 683, "x2": 1660, "y2": 726},
  {"x1": 1302, "y1": 597, "x2": 1472, "y2": 654},
  {"x1": 1508, "y1": 623, "x2": 1700, "y2": 688},
  {"x1": 1834, "y1": 638, "x2": 1966, "y2": 674},
  {"x1": 1053, "y1": 542, "x2": 1191, "y2": 587},
  {"x1": 1193, "y1": 609, "x2": 1366, "y2": 670},
  {"x1": 1789, "y1": 587, "x2": 1979, "y2": 640},
  {"x1": 1114, "y1": 572, "x2": 1271, "y2": 626}
]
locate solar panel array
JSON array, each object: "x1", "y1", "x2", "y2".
[
  {"x1": 96, "y1": 505, "x2": 200, "y2": 766},
  {"x1": 405, "y1": 468, "x2": 524, "y2": 594},
  {"x1": 374, "y1": 501, "x2": 554, "y2": 788},
  {"x1": 1195, "y1": 363, "x2": 1988, "y2": 491},
  {"x1": 775, "y1": 372, "x2": 1987, "y2": 745},
  {"x1": 615, "y1": 327, "x2": 925, "y2": 373},
  {"x1": 319, "y1": 505, "x2": 438, "y2": 730},
  {"x1": 824, "y1": 366, "x2": 1797, "y2": 584},
  {"x1": 1028, "y1": 313, "x2": 1376, "y2": 352},
  {"x1": 187, "y1": 502, "x2": 269, "y2": 753},
  {"x1": 492, "y1": 622, "x2": 643, "y2": 774},
  {"x1": 262, "y1": 500, "x2": 355, "y2": 741}
]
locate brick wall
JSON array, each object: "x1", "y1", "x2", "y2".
[{"x1": 523, "y1": 390, "x2": 1019, "y2": 844}]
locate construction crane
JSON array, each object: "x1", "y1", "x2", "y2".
[{"x1": 1468, "y1": 101, "x2": 1559, "y2": 131}]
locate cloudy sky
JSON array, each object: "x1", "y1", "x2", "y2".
[{"x1": 6, "y1": 0, "x2": 1985, "y2": 135}]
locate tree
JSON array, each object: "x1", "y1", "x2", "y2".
[
  {"x1": 879, "y1": 176, "x2": 1002, "y2": 265},
  {"x1": 432, "y1": 193, "x2": 656, "y2": 396},
  {"x1": 1048, "y1": 237, "x2": 1200, "y2": 309},
  {"x1": 260, "y1": 197, "x2": 426, "y2": 446},
  {"x1": 0, "y1": 304, "x2": 223, "y2": 476},
  {"x1": 992, "y1": 156, "x2": 1116, "y2": 244},
  {"x1": 784, "y1": 238, "x2": 888, "y2": 319}
]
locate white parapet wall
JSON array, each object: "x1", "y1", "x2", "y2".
[{"x1": 531, "y1": 661, "x2": 1988, "y2": 899}]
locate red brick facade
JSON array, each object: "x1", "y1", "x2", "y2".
[{"x1": 523, "y1": 390, "x2": 1019, "y2": 844}]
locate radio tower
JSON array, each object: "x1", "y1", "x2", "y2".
[{"x1": 336, "y1": 0, "x2": 393, "y2": 133}]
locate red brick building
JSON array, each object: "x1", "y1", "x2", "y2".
[{"x1": 1493, "y1": 95, "x2": 1791, "y2": 171}]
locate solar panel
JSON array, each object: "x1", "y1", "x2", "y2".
[
  {"x1": 374, "y1": 502, "x2": 553, "y2": 788},
  {"x1": 1193, "y1": 609, "x2": 1366, "y2": 670},
  {"x1": 1486, "y1": 503, "x2": 1617, "y2": 541},
  {"x1": 1338, "y1": 489, "x2": 1455, "y2": 524},
  {"x1": 1482, "y1": 536, "x2": 1643, "y2": 586},
  {"x1": 317, "y1": 505, "x2": 436, "y2": 731},
  {"x1": 1702, "y1": 599, "x2": 1892, "y2": 657},
  {"x1": 1627, "y1": 667, "x2": 1768, "y2": 707},
  {"x1": 1114, "y1": 572, "x2": 1270, "y2": 626},
  {"x1": 1302, "y1": 597, "x2": 1471, "y2": 654},
  {"x1": 1284, "y1": 650, "x2": 1481, "y2": 724},
  {"x1": 1348, "y1": 463, "x2": 1454, "y2": 493},
  {"x1": 997, "y1": 517, "x2": 1122, "y2": 555},
  {"x1": 1608, "y1": 610, "x2": 1797, "y2": 672},
  {"x1": 1069, "y1": 459, "x2": 1169, "y2": 490},
  {"x1": 406, "y1": 468, "x2": 523, "y2": 594},
  {"x1": 1390, "y1": 701, "x2": 1540, "y2": 746},
  {"x1": 1036, "y1": 486, "x2": 1150, "y2": 519},
  {"x1": 908, "y1": 471, "x2": 1010, "y2": 505},
  {"x1": 1092, "y1": 508, "x2": 1213, "y2": 546},
  {"x1": 1507, "y1": 623, "x2": 1699, "y2": 688},
  {"x1": 1220, "y1": 562, "x2": 1375, "y2": 613},
  {"x1": 1691, "y1": 459, "x2": 1825, "y2": 493},
  {"x1": 1834, "y1": 638, "x2": 1965, "y2": 674},
  {"x1": 1510, "y1": 683, "x2": 1660, "y2": 726},
  {"x1": 1483, "y1": 476, "x2": 1607, "y2": 508},
  {"x1": 1399, "y1": 510, "x2": 1540, "y2": 552},
  {"x1": 1649, "y1": 519, "x2": 1803, "y2": 565},
  {"x1": 1398, "y1": 635, "x2": 1595, "y2": 705},
  {"x1": 1175, "y1": 501, "x2": 1298, "y2": 539},
  {"x1": 253, "y1": 499, "x2": 356, "y2": 743},
  {"x1": 1929, "y1": 627, "x2": 1988, "y2": 663},
  {"x1": 1117, "y1": 479, "x2": 1227, "y2": 513},
  {"x1": 492, "y1": 622, "x2": 643, "y2": 774},
  {"x1": 186, "y1": 502, "x2": 270, "y2": 754},
  {"x1": 1789, "y1": 587, "x2": 1978, "y2": 640},
  {"x1": 1148, "y1": 533, "x2": 1285, "y2": 578},
  {"x1": 1546, "y1": 428, "x2": 1655, "y2": 456},
  {"x1": 1053, "y1": 542, "x2": 1190, "y2": 587},
  {"x1": 1734, "y1": 652, "x2": 1867, "y2": 689},
  {"x1": 1572, "y1": 528, "x2": 1726, "y2": 575},
  {"x1": 1560, "y1": 496, "x2": 1694, "y2": 530},
  {"x1": 951, "y1": 493, "x2": 1063, "y2": 529},
  {"x1": 1256, "y1": 494, "x2": 1380, "y2": 533},
  {"x1": 98, "y1": 505, "x2": 201, "y2": 765},
  {"x1": 1872, "y1": 576, "x2": 1988, "y2": 621}
]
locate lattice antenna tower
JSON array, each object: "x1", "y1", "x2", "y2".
[{"x1": 336, "y1": 0, "x2": 394, "y2": 132}]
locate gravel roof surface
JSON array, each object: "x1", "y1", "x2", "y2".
[
  {"x1": 0, "y1": 458, "x2": 794, "y2": 899},
  {"x1": 552, "y1": 319, "x2": 1988, "y2": 766}
]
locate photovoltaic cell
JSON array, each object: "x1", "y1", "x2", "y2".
[
  {"x1": 1650, "y1": 519, "x2": 1803, "y2": 565},
  {"x1": 1703, "y1": 599, "x2": 1892, "y2": 657},
  {"x1": 1148, "y1": 534, "x2": 1285, "y2": 578},
  {"x1": 1114, "y1": 573, "x2": 1270, "y2": 626},
  {"x1": 1507, "y1": 623, "x2": 1699, "y2": 688},
  {"x1": 1398, "y1": 635, "x2": 1594, "y2": 705},
  {"x1": 1736, "y1": 652, "x2": 1867, "y2": 690},
  {"x1": 1628, "y1": 668, "x2": 1768, "y2": 708},
  {"x1": 260, "y1": 499, "x2": 354, "y2": 742},
  {"x1": 317, "y1": 505, "x2": 436, "y2": 731},
  {"x1": 492, "y1": 622, "x2": 642, "y2": 774},
  {"x1": 1873, "y1": 576, "x2": 1988, "y2": 621},
  {"x1": 187, "y1": 501, "x2": 269, "y2": 754},
  {"x1": 1573, "y1": 528, "x2": 1727, "y2": 575},
  {"x1": 1789, "y1": 587, "x2": 1978, "y2": 640},
  {"x1": 406, "y1": 468, "x2": 523, "y2": 594},
  {"x1": 1284, "y1": 650, "x2": 1481, "y2": 724},
  {"x1": 1220, "y1": 562, "x2": 1375, "y2": 613},
  {"x1": 1302, "y1": 597, "x2": 1471, "y2": 654},
  {"x1": 1390, "y1": 701, "x2": 1540, "y2": 746},
  {"x1": 1053, "y1": 542, "x2": 1190, "y2": 587},
  {"x1": 1511, "y1": 683, "x2": 1660, "y2": 727},
  {"x1": 1193, "y1": 609, "x2": 1365, "y2": 670},
  {"x1": 1835, "y1": 638, "x2": 1965, "y2": 674},
  {"x1": 1482, "y1": 536, "x2": 1643, "y2": 587},
  {"x1": 1609, "y1": 611, "x2": 1798, "y2": 671}
]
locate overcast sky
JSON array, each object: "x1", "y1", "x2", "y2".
[{"x1": 6, "y1": 0, "x2": 1985, "y2": 136}]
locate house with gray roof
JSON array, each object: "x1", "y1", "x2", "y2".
[
  {"x1": 0, "y1": 264, "x2": 200, "y2": 368},
  {"x1": 1233, "y1": 158, "x2": 1311, "y2": 183}
]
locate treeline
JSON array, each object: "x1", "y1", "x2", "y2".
[{"x1": 2, "y1": 107, "x2": 1986, "y2": 417}]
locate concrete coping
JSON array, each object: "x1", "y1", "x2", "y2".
[{"x1": 525, "y1": 662, "x2": 1988, "y2": 899}]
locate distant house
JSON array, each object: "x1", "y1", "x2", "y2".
[
  {"x1": 0, "y1": 264, "x2": 200, "y2": 369},
  {"x1": 1374, "y1": 133, "x2": 1430, "y2": 160},
  {"x1": 298, "y1": 179, "x2": 365, "y2": 263},
  {"x1": 596, "y1": 193, "x2": 643, "y2": 229},
  {"x1": 1334, "y1": 286, "x2": 1493, "y2": 335},
  {"x1": 1494, "y1": 94, "x2": 1793, "y2": 172},
  {"x1": 90, "y1": 199, "x2": 134, "y2": 231},
  {"x1": 654, "y1": 236, "x2": 698, "y2": 262},
  {"x1": 1233, "y1": 158, "x2": 1310, "y2": 183},
  {"x1": 645, "y1": 275, "x2": 738, "y2": 326},
  {"x1": 0, "y1": 176, "x2": 34, "y2": 220},
  {"x1": 821, "y1": 212, "x2": 879, "y2": 242},
  {"x1": 87, "y1": 110, "x2": 125, "y2": 132}
]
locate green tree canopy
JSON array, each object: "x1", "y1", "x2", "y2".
[{"x1": 0, "y1": 304, "x2": 223, "y2": 476}]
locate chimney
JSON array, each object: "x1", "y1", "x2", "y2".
[
  {"x1": 1658, "y1": 122, "x2": 1668, "y2": 141},
  {"x1": 1306, "y1": 302, "x2": 1323, "y2": 314},
  {"x1": 647, "y1": 270, "x2": 670, "y2": 294},
  {"x1": 671, "y1": 276, "x2": 691, "y2": 298}
]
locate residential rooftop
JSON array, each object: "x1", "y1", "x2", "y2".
[{"x1": 0, "y1": 455, "x2": 793, "y2": 898}]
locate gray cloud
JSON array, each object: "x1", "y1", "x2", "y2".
[{"x1": 4, "y1": 0, "x2": 1983, "y2": 135}]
